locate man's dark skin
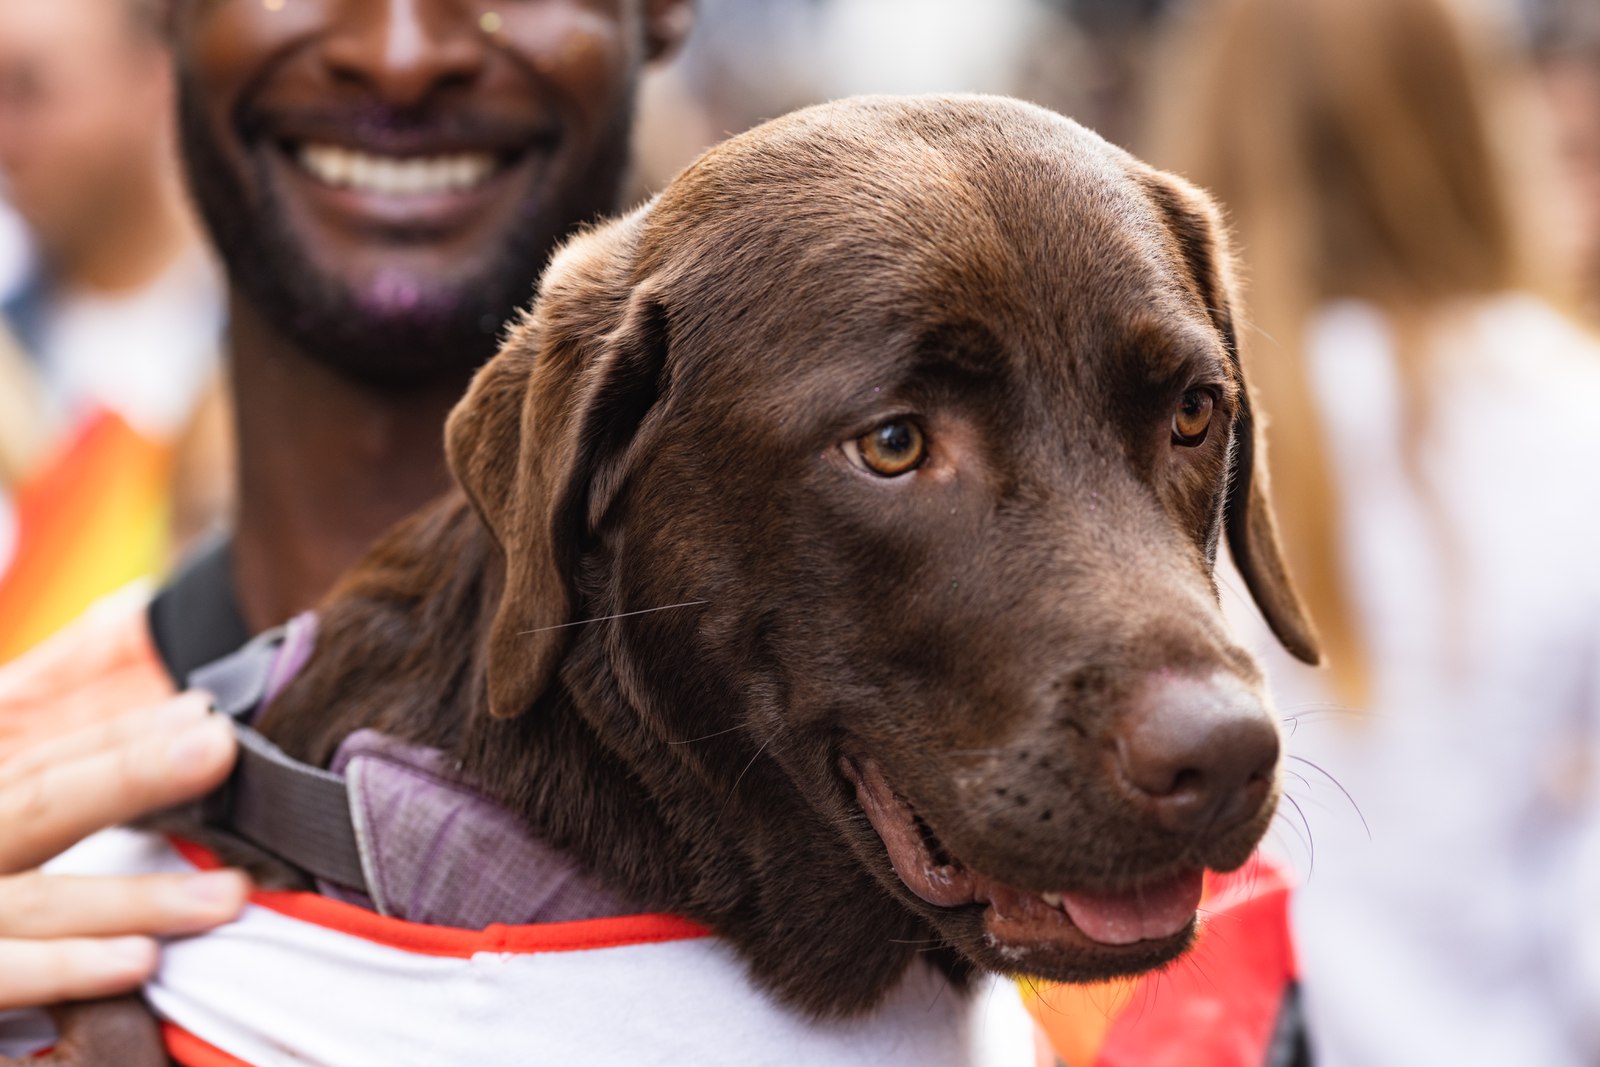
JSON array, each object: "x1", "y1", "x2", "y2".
[
  {"x1": 174, "y1": 0, "x2": 692, "y2": 630},
  {"x1": 0, "y1": 0, "x2": 692, "y2": 1032}
]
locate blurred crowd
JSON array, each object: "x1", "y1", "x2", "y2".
[
  {"x1": 0, "y1": 0, "x2": 227, "y2": 660},
  {"x1": 2, "y1": 0, "x2": 1599, "y2": 1064}
]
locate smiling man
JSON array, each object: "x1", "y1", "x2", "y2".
[
  {"x1": 0, "y1": 0, "x2": 693, "y2": 1028},
  {"x1": 172, "y1": 0, "x2": 691, "y2": 640}
]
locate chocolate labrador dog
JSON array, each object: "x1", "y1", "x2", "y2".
[{"x1": 23, "y1": 93, "x2": 1319, "y2": 1062}]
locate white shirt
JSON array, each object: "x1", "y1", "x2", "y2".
[
  {"x1": 33, "y1": 249, "x2": 222, "y2": 441},
  {"x1": 1, "y1": 831, "x2": 1035, "y2": 1067},
  {"x1": 0, "y1": 200, "x2": 31, "y2": 303},
  {"x1": 1230, "y1": 295, "x2": 1600, "y2": 1066}
]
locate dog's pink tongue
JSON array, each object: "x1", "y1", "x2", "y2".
[{"x1": 1058, "y1": 870, "x2": 1205, "y2": 946}]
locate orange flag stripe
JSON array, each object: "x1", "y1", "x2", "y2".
[{"x1": 0, "y1": 410, "x2": 172, "y2": 662}]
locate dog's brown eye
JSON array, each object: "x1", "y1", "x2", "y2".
[
  {"x1": 1172, "y1": 389, "x2": 1214, "y2": 446},
  {"x1": 855, "y1": 421, "x2": 927, "y2": 477}
]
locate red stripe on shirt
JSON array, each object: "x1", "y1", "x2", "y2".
[
  {"x1": 163, "y1": 1024, "x2": 253, "y2": 1067},
  {"x1": 169, "y1": 837, "x2": 710, "y2": 958}
]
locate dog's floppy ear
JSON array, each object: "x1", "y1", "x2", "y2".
[
  {"x1": 1136, "y1": 168, "x2": 1322, "y2": 665},
  {"x1": 445, "y1": 212, "x2": 670, "y2": 718}
]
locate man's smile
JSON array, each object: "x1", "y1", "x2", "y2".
[
  {"x1": 296, "y1": 145, "x2": 502, "y2": 196},
  {"x1": 245, "y1": 104, "x2": 560, "y2": 233}
]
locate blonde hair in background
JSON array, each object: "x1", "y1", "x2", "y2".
[
  {"x1": 0, "y1": 323, "x2": 46, "y2": 488},
  {"x1": 1145, "y1": 0, "x2": 1561, "y2": 708}
]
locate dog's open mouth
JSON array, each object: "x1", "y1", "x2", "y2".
[{"x1": 843, "y1": 757, "x2": 1203, "y2": 952}]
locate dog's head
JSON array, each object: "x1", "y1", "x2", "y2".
[{"x1": 446, "y1": 96, "x2": 1318, "y2": 988}]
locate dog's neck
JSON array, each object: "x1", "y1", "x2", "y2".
[{"x1": 255, "y1": 491, "x2": 961, "y2": 1018}]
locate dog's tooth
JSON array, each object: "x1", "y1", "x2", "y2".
[{"x1": 1040, "y1": 891, "x2": 1064, "y2": 909}]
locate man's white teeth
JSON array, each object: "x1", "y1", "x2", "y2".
[
  {"x1": 1040, "y1": 892, "x2": 1064, "y2": 909},
  {"x1": 296, "y1": 144, "x2": 498, "y2": 195}
]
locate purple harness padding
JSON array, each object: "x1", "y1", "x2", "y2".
[
  {"x1": 322, "y1": 730, "x2": 640, "y2": 926},
  {"x1": 242, "y1": 613, "x2": 640, "y2": 929}
]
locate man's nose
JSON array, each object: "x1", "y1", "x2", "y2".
[{"x1": 321, "y1": 0, "x2": 488, "y2": 108}]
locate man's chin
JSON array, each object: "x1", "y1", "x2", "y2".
[
  {"x1": 277, "y1": 273, "x2": 507, "y2": 390},
  {"x1": 218, "y1": 169, "x2": 565, "y2": 388}
]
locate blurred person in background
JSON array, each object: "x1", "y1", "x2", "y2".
[
  {"x1": 1532, "y1": 0, "x2": 1600, "y2": 320},
  {"x1": 0, "y1": 322, "x2": 45, "y2": 588},
  {"x1": 0, "y1": 195, "x2": 29, "y2": 300},
  {"x1": 0, "y1": 0, "x2": 228, "y2": 662},
  {"x1": 630, "y1": 0, "x2": 1188, "y2": 195},
  {"x1": 1137, "y1": 0, "x2": 1600, "y2": 1062},
  {"x1": 1012, "y1": 0, "x2": 1177, "y2": 151},
  {"x1": 630, "y1": 0, "x2": 1170, "y2": 195},
  {"x1": 0, "y1": 199, "x2": 39, "y2": 508}
]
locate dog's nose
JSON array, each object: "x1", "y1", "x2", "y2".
[{"x1": 1112, "y1": 673, "x2": 1279, "y2": 836}]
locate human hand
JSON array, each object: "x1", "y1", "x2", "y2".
[
  {"x1": 0, "y1": 587, "x2": 177, "y2": 765},
  {"x1": 0, "y1": 693, "x2": 249, "y2": 1011}
]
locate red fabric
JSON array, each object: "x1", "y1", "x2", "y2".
[
  {"x1": 163, "y1": 1023, "x2": 252, "y2": 1067},
  {"x1": 1093, "y1": 863, "x2": 1297, "y2": 1067},
  {"x1": 1025, "y1": 857, "x2": 1300, "y2": 1067},
  {"x1": 169, "y1": 837, "x2": 711, "y2": 959}
]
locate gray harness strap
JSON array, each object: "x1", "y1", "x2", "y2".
[
  {"x1": 186, "y1": 613, "x2": 639, "y2": 926},
  {"x1": 192, "y1": 619, "x2": 368, "y2": 893}
]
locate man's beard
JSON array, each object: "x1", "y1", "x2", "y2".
[{"x1": 176, "y1": 77, "x2": 634, "y2": 392}]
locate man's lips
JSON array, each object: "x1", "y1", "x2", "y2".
[
  {"x1": 843, "y1": 757, "x2": 1204, "y2": 948},
  {"x1": 250, "y1": 104, "x2": 555, "y2": 158}
]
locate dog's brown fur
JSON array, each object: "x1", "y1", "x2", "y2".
[{"x1": 12, "y1": 95, "x2": 1317, "y2": 1064}]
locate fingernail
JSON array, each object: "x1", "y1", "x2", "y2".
[
  {"x1": 180, "y1": 871, "x2": 247, "y2": 908},
  {"x1": 166, "y1": 719, "x2": 230, "y2": 769}
]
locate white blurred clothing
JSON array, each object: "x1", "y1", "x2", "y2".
[
  {"x1": 29, "y1": 248, "x2": 222, "y2": 441},
  {"x1": 1231, "y1": 294, "x2": 1600, "y2": 1066},
  {"x1": 0, "y1": 200, "x2": 31, "y2": 304}
]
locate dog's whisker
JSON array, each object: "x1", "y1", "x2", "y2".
[
  {"x1": 924, "y1": 973, "x2": 950, "y2": 1013},
  {"x1": 728, "y1": 738, "x2": 773, "y2": 797},
  {"x1": 1278, "y1": 700, "x2": 1354, "y2": 713},
  {"x1": 1286, "y1": 754, "x2": 1370, "y2": 839},
  {"x1": 666, "y1": 722, "x2": 754, "y2": 745},
  {"x1": 1233, "y1": 310, "x2": 1280, "y2": 349},
  {"x1": 1175, "y1": 937, "x2": 1225, "y2": 1001},
  {"x1": 1279, "y1": 706, "x2": 1366, "y2": 725},
  {"x1": 1215, "y1": 570, "x2": 1251, "y2": 607},
  {"x1": 1268, "y1": 803, "x2": 1311, "y2": 861},
  {"x1": 518, "y1": 599, "x2": 709, "y2": 634},
  {"x1": 1281, "y1": 793, "x2": 1316, "y2": 879}
]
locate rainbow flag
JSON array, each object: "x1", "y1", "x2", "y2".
[{"x1": 0, "y1": 408, "x2": 172, "y2": 662}]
